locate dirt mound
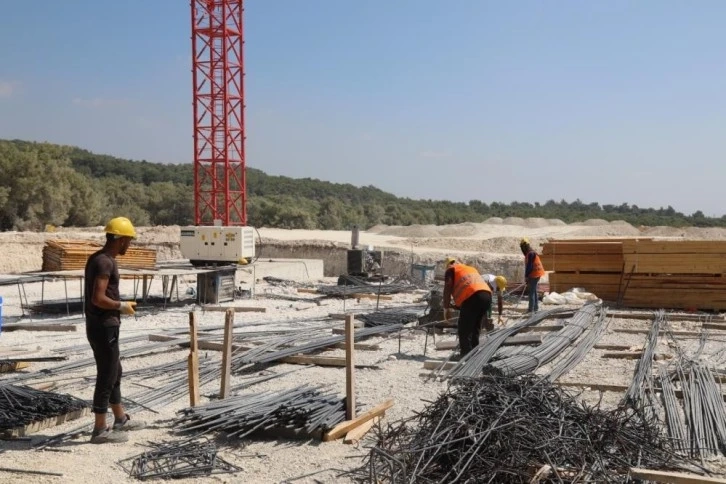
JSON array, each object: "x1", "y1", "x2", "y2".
[
  {"x1": 547, "y1": 219, "x2": 567, "y2": 226},
  {"x1": 439, "y1": 223, "x2": 478, "y2": 237},
  {"x1": 573, "y1": 218, "x2": 610, "y2": 226},
  {"x1": 502, "y1": 217, "x2": 525, "y2": 226},
  {"x1": 484, "y1": 217, "x2": 503, "y2": 225},
  {"x1": 523, "y1": 217, "x2": 551, "y2": 228}
]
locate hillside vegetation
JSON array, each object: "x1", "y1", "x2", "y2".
[{"x1": 1, "y1": 139, "x2": 723, "y2": 231}]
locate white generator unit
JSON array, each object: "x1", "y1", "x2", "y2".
[{"x1": 180, "y1": 226, "x2": 256, "y2": 267}]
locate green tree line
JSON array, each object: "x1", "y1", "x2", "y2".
[{"x1": 1, "y1": 139, "x2": 724, "y2": 231}]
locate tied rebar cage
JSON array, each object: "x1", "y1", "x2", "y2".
[{"x1": 192, "y1": 0, "x2": 246, "y2": 226}]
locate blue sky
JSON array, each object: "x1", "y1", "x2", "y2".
[{"x1": 1, "y1": 1, "x2": 725, "y2": 216}]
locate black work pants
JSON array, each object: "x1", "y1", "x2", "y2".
[
  {"x1": 457, "y1": 290, "x2": 492, "y2": 357},
  {"x1": 86, "y1": 324, "x2": 122, "y2": 414}
]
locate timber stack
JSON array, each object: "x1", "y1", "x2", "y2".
[
  {"x1": 542, "y1": 238, "x2": 726, "y2": 311},
  {"x1": 42, "y1": 240, "x2": 157, "y2": 271}
]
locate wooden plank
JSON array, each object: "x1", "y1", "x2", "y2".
[
  {"x1": 280, "y1": 355, "x2": 348, "y2": 367},
  {"x1": 423, "y1": 360, "x2": 457, "y2": 371},
  {"x1": 622, "y1": 240, "x2": 726, "y2": 255},
  {"x1": 542, "y1": 242, "x2": 623, "y2": 255},
  {"x1": 2, "y1": 407, "x2": 91, "y2": 438},
  {"x1": 601, "y1": 351, "x2": 671, "y2": 360},
  {"x1": 556, "y1": 381, "x2": 629, "y2": 393},
  {"x1": 322, "y1": 399, "x2": 394, "y2": 441},
  {"x1": 541, "y1": 254, "x2": 624, "y2": 273},
  {"x1": 1, "y1": 323, "x2": 77, "y2": 332},
  {"x1": 331, "y1": 342, "x2": 380, "y2": 351},
  {"x1": 557, "y1": 382, "x2": 726, "y2": 402},
  {"x1": 297, "y1": 288, "x2": 319, "y2": 294},
  {"x1": 345, "y1": 315, "x2": 356, "y2": 421},
  {"x1": 187, "y1": 312, "x2": 200, "y2": 407},
  {"x1": 629, "y1": 467, "x2": 726, "y2": 484},
  {"x1": 623, "y1": 253, "x2": 726, "y2": 274},
  {"x1": 202, "y1": 306, "x2": 267, "y2": 313},
  {"x1": 594, "y1": 344, "x2": 643, "y2": 351},
  {"x1": 352, "y1": 294, "x2": 393, "y2": 301},
  {"x1": 219, "y1": 308, "x2": 234, "y2": 399},
  {"x1": 344, "y1": 416, "x2": 380, "y2": 445},
  {"x1": 0, "y1": 362, "x2": 30, "y2": 373}
]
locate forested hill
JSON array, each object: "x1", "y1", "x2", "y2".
[{"x1": 0, "y1": 139, "x2": 723, "y2": 231}]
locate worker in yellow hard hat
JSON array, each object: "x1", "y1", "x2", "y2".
[
  {"x1": 520, "y1": 237, "x2": 545, "y2": 313},
  {"x1": 84, "y1": 217, "x2": 145, "y2": 444},
  {"x1": 482, "y1": 274, "x2": 507, "y2": 326},
  {"x1": 442, "y1": 257, "x2": 493, "y2": 357}
]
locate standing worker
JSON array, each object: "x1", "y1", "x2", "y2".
[
  {"x1": 85, "y1": 217, "x2": 146, "y2": 444},
  {"x1": 442, "y1": 257, "x2": 492, "y2": 357},
  {"x1": 520, "y1": 238, "x2": 545, "y2": 313},
  {"x1": 482, "y1": 274, "x2": 507, "y2": 327}
]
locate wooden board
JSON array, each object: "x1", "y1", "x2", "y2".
[
  {"x1": 344, "y1": 416, "x2": 380, "y2": 445},
  {"x1": 540, "y1": 254, "x2": 624, "y2": 273},
  {"x1": 542, "y1": 242, "x2": 623, "y2": 255},
  {"x1": 621, "y1": 240, "x2": 726, "y2": 254},
  {"x1": 629, "y1": 467, "x2": 726, "y2": 484},
  {"x1": 322, "y1": 399, "x2": 394, "y2": 441},
  {"x1": 42, "y1": 239, "x2": 156, "y2": 271},
  {"x1": 202, "y1": 306, "x2": 267, "y2": 313},
  {"x1": 0, "y1": 361, "x2": 30, "y2": 373},
  {"x1": 2, "y1": 407, "x2": 90, "y2": 438},
  {"x1": 623, "y1": 253, "x2": 726, "y2": 274},
  {"x1": 0, "y1": 323, "x2": 77, "y2": 332}
]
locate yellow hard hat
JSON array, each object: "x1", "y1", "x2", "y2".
[
  {"x1": 495, "y1": 275, "x2": 507, "y2": 292},
  {"x1": 105, "y1": 217, "x2": 136, "y2": 239},
  {"x1": 520, "y1": 237, "x2": 530, "y2": 247},
  {"x1": 444, "y1": 257, "x2": 456, "y2": 266}
]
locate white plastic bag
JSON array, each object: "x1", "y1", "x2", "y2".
[{"x1": 543, "y1": 291, "x2": 567, "y2": 305}]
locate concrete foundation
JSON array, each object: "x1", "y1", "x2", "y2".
[
  {"x1": 236, "y1": 258, "x2": 325, "y2": 285},
  {"x1": 257, "y1": 243, "x2": 524, "y2": 282}
]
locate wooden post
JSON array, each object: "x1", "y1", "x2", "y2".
[
  {"x1": 345, "y1": 314, "x2": 356, "y2": 420},
  {"x1": 220, "y1": 308, "x2": 234, "y2": 399},
  {"x1": 187, "y1": 312, "x2": 200, "y2": 406}
]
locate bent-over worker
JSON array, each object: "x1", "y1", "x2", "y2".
[
  {"x1": 520, "y1": 238, "x2": 545, "y2": 313},
  {"x1": 442, "y1": 257, "x2": 492, "y2": 357},
  {"x1": 482, "y1": 274, "x2": 507, "y2": 326},
  {"x1": 85, "y1": 217, "x2": 146, "y2": 444}
]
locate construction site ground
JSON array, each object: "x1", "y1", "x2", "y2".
[{"x1": 2, "y1": 219, "x2": 726, "y2": 483}]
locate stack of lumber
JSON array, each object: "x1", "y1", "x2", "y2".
[
  {"x1": 42, "y1": 240, "x2": 157, "y2": 271},
  {"x1": 542, "y1": 238, "x2": 726, "y2": 311}
]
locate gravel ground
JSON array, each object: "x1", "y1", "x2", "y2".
[{"x1": 2, "y1": 275, "x2": 726, "y2": 481}]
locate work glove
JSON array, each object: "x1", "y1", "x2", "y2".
[{"x1": 119, "y1": 301, "x2": 137, "y2": 315}]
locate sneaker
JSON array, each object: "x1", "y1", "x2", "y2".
[
  {"x1": 113, "y1": 414, "x2": 146, "y2": 431},
  {"x1": 90, "y1": 427, "x2": 129, "y2": 444}
]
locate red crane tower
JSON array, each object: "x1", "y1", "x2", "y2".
[{"x1": 191, "y1": 0, "x2": 246, "y2": 226}]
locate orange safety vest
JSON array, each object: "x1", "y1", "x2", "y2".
[
  {"x1": 526, "y1": 250, "x2": 546, "y2": 278},
  {"x1": 451, "y1": 264, "x2": 491, "y2": 307}
]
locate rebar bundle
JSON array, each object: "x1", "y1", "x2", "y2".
[
  {"x1": 175, "y1": 385, "x2": 352, "y2": 439},
  {"x1": 547, "y1": 305, "x2": 608, "y2": 381},
  {"x1": 485, "y1": 303, "x2": 602, "y2": 378},
  {"x1": 357, "y1": 308, "x2": 421, "y2": 327},
  {"x1": 0, "y1": 384, "x2": 89, "y2": 432},
  {"x1": 676, "y1": 361, "x2": 726, "y2": 460},
  {"x1": 445, "y1": 307, "x2": 577, "y2": 379},
  {"x1": 623, "y1": 310, "x2": 662, "y2": 422},
  {"x1": 658, "y1": 365, "x2": 688, "y2": 454},
  {"x1": 118, "y1": 438, "x2": 241, "y2": 480},
  {"x1": 353, "y1": 375, "x2": 686, "y2": 483}
]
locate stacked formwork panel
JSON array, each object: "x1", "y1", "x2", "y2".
[{"x1": 542, "y1": 238, "x2": 726, "y2": 311}]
